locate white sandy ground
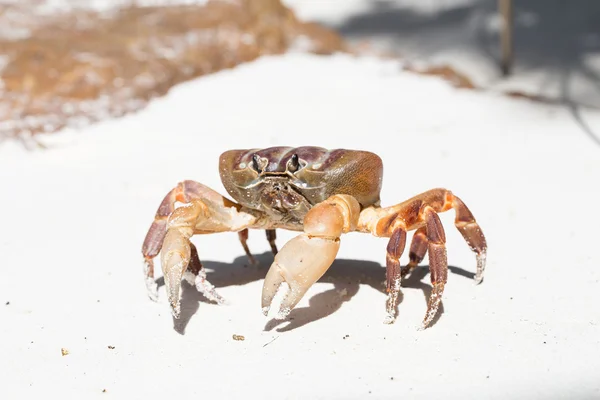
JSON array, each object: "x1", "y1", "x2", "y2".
[
  {"x1": 1, "y1": 52, "x2": 600, "y2": 399},
  {"x1": 283, "y1": 0, "x2": 600, "y2": 109}
]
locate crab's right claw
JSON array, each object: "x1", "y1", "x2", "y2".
[{"x1": 261, "y1": 234, "x2": 340, "y2": 319}]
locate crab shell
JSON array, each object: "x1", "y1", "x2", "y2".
[{"x1": 219, "y1": 146, "x2": 384, "y2": 211}]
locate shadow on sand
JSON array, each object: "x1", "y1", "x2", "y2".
[
  {"x1": 156, "y1": 251, "x2": 476, "y2": 334},
  {"x1": 330, "y1": 0, "x2": 600, "y2": 144}
]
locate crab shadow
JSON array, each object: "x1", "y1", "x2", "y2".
[{"x1": 156, "y1": 252, "x2": 475, "y2": 334}]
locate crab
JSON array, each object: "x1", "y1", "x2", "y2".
[{"x1": 141, "y1": 146, "x2": 487, "y2": 329}]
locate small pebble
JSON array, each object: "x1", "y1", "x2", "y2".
[
  {"x1": 61, "y1": 348, "x2": 69, "y2": 356},
  {"x1": 232, "y1": 334, "x2": 245, "y2": 341}
]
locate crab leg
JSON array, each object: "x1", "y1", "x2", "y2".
[
  {"x1": 141, "y1": 180, "x2": 256, "y2": 316},
  {"x1": 182, "y1": 242, "x2": 228, "y2": 305},
  {"x1": 237, "y1": 229, "x2": 257, "y2": 265},
  {"x1": 266, "y1": 229, "x2": 278, "y2": 255},
  {"x1": 361, "y1": 188, "x2": 487, "y2": 281},
  {"x1": 421, "y1": 206, "x2": 448, "y2": 329},
  {"x1": 452, "y1": 196, "x2": 487, "y2": 283},
  {"x1": 402, "y1": 227, "x2": 428, "y2": 278},
  {"x1": 359, "y1": 188, "x2": 487, "y2": 328},
  {"x1": 384, "y1": 226, "x2": 407, "y2": 324},
  {"x1": 261, "y1": 195, "x2": 361, "y2": 319}
]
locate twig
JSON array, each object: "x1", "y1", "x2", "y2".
[{"x1": 262, "y1": 336, "x2": 279, "y2": 348}]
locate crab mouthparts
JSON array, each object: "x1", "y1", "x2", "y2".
[{"x1": 263, "y1": 186, "x2": 300, "y2": 212}]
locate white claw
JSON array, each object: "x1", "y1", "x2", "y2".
[
  {"x1": 163, "y1": 258, "x2": 185, "y2": 319},
  {"x1": 261, "y1": 234, "x2": 340, "y2": 318}
]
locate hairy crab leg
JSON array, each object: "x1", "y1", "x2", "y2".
[
  {"x1": 421, "y1": 206, "x2": 448, "y2": 329},
  {"x1": 384, "y1": 226, "x2": 407, "y2": 324},
  {"x1": 261, "y1": 195, "x2": 361, "y2": 319},
  {"x1": 452, "y1": 196, "x2": 487, "y2": 283},
  {"x1": 360, "y1": 188, "x2": 487, "y2": 283}
]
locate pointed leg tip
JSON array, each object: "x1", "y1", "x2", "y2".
[
  {"x1": 217, "y1": 298, "x2": 231, "y2": 306},
  {"x1": 147, "y1": 290, "x2": 159, "y2": 303},
  {"x1": 420, "y1": 282, "x2": 444, "y2": 330},
  {"x1": 383, "y1": 314, "x2": 396, "y2": 325},
  {"x1": 145, "y1": 279, "x2": 159, "y2": 302},
  {"x1": 261, "y1": 306, "x2": 270, "y2": 316},
  {"x1": 475, "y1": 251, "x2": 487, "y2": 284},
  {"x1": 143, "y1": 259, "x2": 159, "y2": 301},
  {"x1": 193, "y1": 274, "x2": 228, "y2": 305},
  {"x1": 419, "y1": 315, "x2": 437, "y2": 331}
]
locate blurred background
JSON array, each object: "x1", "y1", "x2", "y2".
[{"x1": 1, "y1": 0, "x2": 599, "y2": 145}]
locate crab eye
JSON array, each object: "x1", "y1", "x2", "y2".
[
  {"x1": 288, "y1": 154, "x2": 300, "y2": 172},
  {"x1": 252, "y1": 154, "x2": 261, "y2": 172}
]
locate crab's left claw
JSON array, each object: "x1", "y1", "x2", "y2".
[{"x1": 261, "y1": 195, "x2": 360, "y2": 319}]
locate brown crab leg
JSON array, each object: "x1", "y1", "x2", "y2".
[
  {"x1": 384, "y1": 226, "x2": 407, "y2": 324},
  {"x1": 421, "y1": 206, "x2": 448, "y2": 329},
  {"x1": 237, "y1": 229, "x2": 257, "y2": 265},
  {"x1": 452, "y1": 196, "x2": 487, "y2": 283},
  {"x1": 402, "y1": 227, "x2": 428, "y2": 278},
  {"x1": 261, "y1": 195, "x2": 361, "y2": 319},
  {"x1": 266, "y1": 229, "x2": 278, "y2": 255}
]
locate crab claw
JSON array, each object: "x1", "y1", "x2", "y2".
[
  {"x1": 160, "y1": 226, "x2": 195, "y2": 319},
  {"x1": 162, "y1": 250, "x2": 186, "y2": 318},
  {"x1": 261, "y1": 234, "x2": 340, "y2": 319}
]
